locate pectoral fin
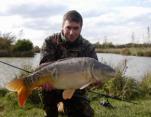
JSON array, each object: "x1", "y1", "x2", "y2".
[{"x1": 63, "y1": 89, "x2": 75, "y2": 100}]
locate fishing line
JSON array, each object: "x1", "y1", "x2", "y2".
[{"x1": 0, "y1": 60, "x2": 32, "y2": 73}]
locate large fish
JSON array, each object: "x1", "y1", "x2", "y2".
[{"x1": 6, "y1": 57, "x2": 115, "y2": 107}]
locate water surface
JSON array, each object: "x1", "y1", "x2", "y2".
[{"x1": 0, "y1": 53, "x2": 151, "y2": 87}]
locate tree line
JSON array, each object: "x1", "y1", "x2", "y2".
[
  {"x1": 0, "y1": 32, "x2": 40, "y2": 57},
  {"x1": 94, "y1": 41, "x2": 151, "y2": 49}
]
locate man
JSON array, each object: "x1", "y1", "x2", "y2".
[{"x1": 40, "y1": 10, "x2": 98, "y2": 117}]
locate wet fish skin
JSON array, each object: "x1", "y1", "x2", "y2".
[{"x1": 6, "y1": 57, "x2": 115, "y2": 107}]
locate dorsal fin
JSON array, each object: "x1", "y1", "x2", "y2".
[{"x1": 35, "y1": 62, "x2": 53, "y2": 71}]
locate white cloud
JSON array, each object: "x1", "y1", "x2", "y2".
[
  {"x1": 117, "y1": 6, "x2": 151, "y2": 19},
  {"x1": 0, "y1": 15, "x2": 23, "y2": 32},
  {"x1": 0, "y1": 0, "x2": 151, "y2": 47}
]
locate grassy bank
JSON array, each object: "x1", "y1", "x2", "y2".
[
  {"x1": 0, "y1": 89, "x2": 44, "y2": 117},
  {"x1": 0, "y1": 89, "x2": 151, "y2": 117},
  {"x1": 96, "y1": 47, "x2": 151, "y2": 57},
  {"x1": 92, "y1": 97, "x2": 151, "y2": 117}
]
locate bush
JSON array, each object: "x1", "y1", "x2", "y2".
[
  {"x1": 0, "y1": 32, "x2": 15, "y2": 50},
  {"x1": 0, "y1": 89, "x2": 9, "y2": 97},
  {"x1": 102, "y1": 60, "x2": 140, "y2": 100},
  {"x1": 139, "y1": 73, "x2": 151, "y2": 96},
  {"x1": 13, "y1": 39, "x2": 33, "y2": 52},
  {"x1": 137, "y1": 51, "x2": 144, "y2": 56},
  {"x1": 103, "y1": 71, "x2": 140, "y2": 100},
  {"x1": 144, "y1": 51, "x2": 151, "y2": 57},
  {"x1": 121, "y1": 48, "x2": 131, "y2": 55},
  {"x1": 33, "y1": 46, "x2": 40, "y2": 53}
]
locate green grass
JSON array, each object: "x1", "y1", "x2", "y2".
[
  {"x1": 1, "y1": 90, "x2": 151, "y2": 117},
  {"x1": 0, "y1": 91, "x2": 44, "y2": 117},
  {"x1": 91, "y1": 97, "x2": 151, "y2": 117}
]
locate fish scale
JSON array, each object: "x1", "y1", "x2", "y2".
[{"x1": 6, "y1": 57, "x2": 115, "y2": 107}]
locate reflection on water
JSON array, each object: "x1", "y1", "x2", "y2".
[
  {"x1": 0, "y1": 54, "x2": 40, "y2": 88},
  {"x1": 97, "y1": 53, "x2": 151, "y2": 81},
  {"x1": 0, "y1": 53, "x2": 151, "y2": 87}
]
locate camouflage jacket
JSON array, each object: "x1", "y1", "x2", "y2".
[{"x1": 40, "y1": 33, "x2": 98, "y2": 64}]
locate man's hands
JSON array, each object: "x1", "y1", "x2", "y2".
[{"x1": 42, "y1": 83, "x2": 52, "y2": 91}]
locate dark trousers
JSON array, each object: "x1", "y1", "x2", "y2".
[{"x1": 43, "y1": 89, "x2": 94, "y2": 117}]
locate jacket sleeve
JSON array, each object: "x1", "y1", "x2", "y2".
[
  {"x1": 39, "y1": 37, "x2": 57, "y2": 65},
  {"x1": 85, "y1": 43, "x2": 98, "y2": 60},
  {"x1": 81, "y1": 39, "x2": 98, "y2": 60}
]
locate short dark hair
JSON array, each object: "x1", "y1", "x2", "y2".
[{"x1": 63, "y1": 10, "x2": 83, "y2": 26}]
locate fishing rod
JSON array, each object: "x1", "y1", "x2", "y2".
[
  {"x1": 0, "y1": 60, "x2": 32, "y2": 73},
  {"x1": 88, "y1": 90, "x2": 137, "y2": 105}
]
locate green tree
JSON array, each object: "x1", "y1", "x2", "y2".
[
  {"x1": 0, "y1": 32, "x2": 15, "y2": 50},
  {"x1": 13, "y1": 39, "x2": 33, "y2": 52},
  {"x1": 33, "y1": 46, "x2": 40, "y2": 53}
]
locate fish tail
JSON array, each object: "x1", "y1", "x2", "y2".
[{"x1": 6, "y1": 79, "x2": 30, "y2": 107}]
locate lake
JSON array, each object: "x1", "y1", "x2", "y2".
[
  {"x1": 0, "y1": 53, "x2": 151, "y2": 88},
  {"x1": 98, "y1": 53, "x2": 151, "y2": 81}
]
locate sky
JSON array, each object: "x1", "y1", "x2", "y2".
[{"x1": 0, "y1": 0, "x2": 151, "y2": 47}]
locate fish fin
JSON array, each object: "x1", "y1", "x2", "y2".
[
  {"x1": 18, "y1": 87, "x2": 31, "y2": 107},
  {"x1": 80, "y1": 82, "x2": 92, "y2": 89},
  {"x1": 36, "y1": 62, "x2": 53, "y2": 71},
  {"x1": 6, "y1": 79, "x2": 30, "y2": 107},
  {"x1": 6, "y1": 79, "x2": 23, "y2": 91},
  {"x1": 63, "y1": 89, "x2": 75, "y2": 100}
]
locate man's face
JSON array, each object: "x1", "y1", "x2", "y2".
[{"x1": 62, "y1": 20, "x2": 82, "y2": 42}]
